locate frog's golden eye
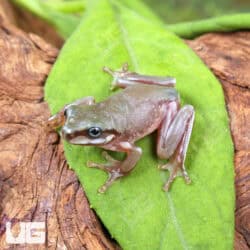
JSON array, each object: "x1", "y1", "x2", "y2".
[{"x1": 88, "y1": 127, "x2": 102, "y2": 138}]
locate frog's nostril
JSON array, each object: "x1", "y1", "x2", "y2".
[{"x1": 62, "y1": 127, "x2": 73, "y2": 137}]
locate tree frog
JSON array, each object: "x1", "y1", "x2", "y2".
[{"x1": 48, "y1": 64, "x2": 195, "y2": 193}]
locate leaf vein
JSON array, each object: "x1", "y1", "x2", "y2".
[
  {"x1": 159, "y1": 173, "x2": 189, "y2": 250},
  {"x1": 111, "y1": 2, "x2": 189, "y2": 248},
  {"x1": 110, "y1": 1, "x2": 140, "y2": 71},
  {"x1": 166, "y1": 193, "x2": 189, "y2": 250}
]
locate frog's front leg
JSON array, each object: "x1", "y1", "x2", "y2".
[
  {"x1": 103, "y1": 63, "x2": 176, "y2": 89},
  {"x1": 87, "y1": 142, "x2": 142, "y2": 193},
  {"x1": 157, "y1": 101, "x2": 195, "y2": 191},
  {"x1": 47, "y1": 96, "x2": 95, "y2": 129}
]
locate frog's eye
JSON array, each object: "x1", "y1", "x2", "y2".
[{"x1": 88, "y1": 127, "x2": 102, "y2": 138}]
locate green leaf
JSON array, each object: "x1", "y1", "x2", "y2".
[
  {"x1": 45, "y1": 0, "x2": 235, "y2": 249},
  {"x1": 12, "y1": 0, "x2": 84, "y2": 38},
  {"x1": 43, "y1": 0, "x2": 86, "y2": 14},
  {"x1": 166, "y1": 13, "x2": 250, "y2": 39}
]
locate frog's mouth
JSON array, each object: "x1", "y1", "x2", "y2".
[
  {"x1": 70, "y1": 135, "x2": 115, "y2": 145},
  {"x1": 63, "y1": 130, "x2": 115, "y2": 145}
]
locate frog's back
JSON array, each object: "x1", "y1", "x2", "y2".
[
  {"x1": 98, "y1": 84, "x2": 179, "y2": 135},
  {"x1": 113, "y1": 84, "x2": 178, "y2": 103}
]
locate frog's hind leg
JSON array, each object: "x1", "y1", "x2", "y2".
[
  {"x1": 157, "y1": 102, "x2": 195, "y2": 191},
  {"x1": 103, "y1": 63, "x2": 176, "y2": 90}
]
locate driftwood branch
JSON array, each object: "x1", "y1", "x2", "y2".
[
  {"x1": 0, "y1": 2, "x2": 249, "y2": 249},
  {"x1": 188, "y1": 33, "x2": 250, "y2": 250},
  {"x1": 0, "y1": 5, "x2": 117, "y2": 250}
]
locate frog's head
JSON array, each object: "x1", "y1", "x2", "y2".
[{"x1": 61, "y1": 104, "x2": 117, "y2": 145}]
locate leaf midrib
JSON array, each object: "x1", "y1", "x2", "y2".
[{"x1": 109, "y1": 1, "x2": 189, "y2": 249}]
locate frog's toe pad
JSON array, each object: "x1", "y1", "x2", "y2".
[
  {"x1": 98, "y1": 185, "x2": 108, "y2": 193},
  {"x1": 98, "y1": 170, "x2": 124, "y2": 193},
  {"x1": 160, "y1": 162, "x2": 191, "y2": 191}
]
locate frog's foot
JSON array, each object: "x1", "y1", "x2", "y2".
[
  {"x1": 159, "y1": 161, "x2": 191, "y2": 191},
  {"x1": 103, "y1": 63, "x2": 130, "y2": 90},
  {"x1": 103, "y1": 63, "x2": 129, "y2": 76},
  {"x1": 87, "y1": 151, "x2": 124, "y2": 193}
]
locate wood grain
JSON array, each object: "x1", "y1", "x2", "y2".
[
  {"x1": 188, "y1": 33, "x2": 250, "y2": 249},
  {"x1": 0, "y1": 13, "x2": 117, "y2": 250},
  {"x1": 0, "y1": 2, "x2": 249, "y2": 249}
]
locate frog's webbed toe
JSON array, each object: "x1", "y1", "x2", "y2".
[
  {"x1": 87, "y1": 151, "x2": 124, "y2": 193},
  {"x1": 98, "y1": 170, "x2": 123, "y2": 193},
  {"x1": 159, "y1": 161, "x2": 191, "y2": 191}
]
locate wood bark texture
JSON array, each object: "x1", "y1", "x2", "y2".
[
  {"x1": 187, "y1": 33, "x2": 250, "y2": 250},
  {"x1": 0, "y1": 2, "x2": 249, "y2": 250},
  {"x1": 0, "y1": 4, "x2": 117, "y2": 250}
]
